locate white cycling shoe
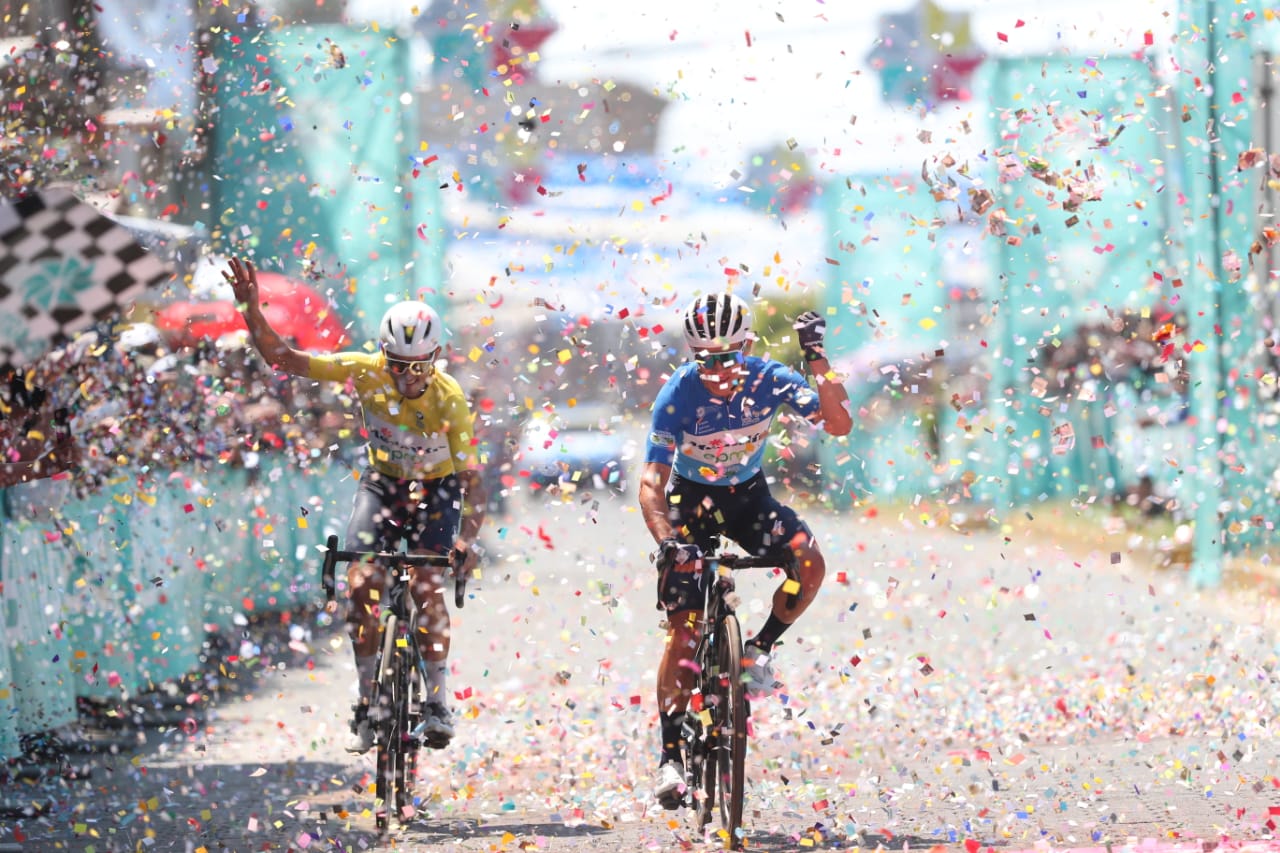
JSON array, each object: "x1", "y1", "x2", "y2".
[
  {"x1": 346, "y1": 706, "x2": 375, "y2": 754},
  {"x1": 414, "y1": 702, "x2": 455, "y2": 748},
  {"x1": 654, "y1": 760, "x2": 685, "y2": 810},
  {"x1": 742, "y1": 642, "x2": 779, "y2": 697}
]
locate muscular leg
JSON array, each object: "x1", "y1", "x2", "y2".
[
  {"x1": 657, "y1": 610, "x2": 701, "y2": 715},
  {"x1": 409, "y1": 562, "x2": 449, "y2": 664},
  {"x1": 771, "y1": 531, "x2": 825, "y2": 621},
  {"x1": 657, "y1": 610, "x2": 701, "y2": 763},
  {"x1": 345, "y1": 476, "x2": 391, "y2": 660},
  {"x1": 410, "y1": 561, "x2": 451, "y2": 706},
  {"x1": 345, "y1": 559, "x2": 386, "y2": 706},
  {"x1": 346, "y1": 559, "x2": 386, "y2": 656},
  {"x1": 750, "y1": 531, "x2": 826, "y2": 656}
]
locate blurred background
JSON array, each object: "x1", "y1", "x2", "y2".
[
  {"x1": 3, "y1": 0, "x2": 1280, "y2": 758},
  {"x1": 7, "y1": 0, "x2": 1280, "y2": 562}
]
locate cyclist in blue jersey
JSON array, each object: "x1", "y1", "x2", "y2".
[{"x1": 638, "y1": 292, "x2": 851, "y2": 807}]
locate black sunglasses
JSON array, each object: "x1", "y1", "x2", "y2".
[{"x1": 695, "y1": 349, "x2": 744, "y2": 369}]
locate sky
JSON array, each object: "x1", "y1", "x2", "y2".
[
  {"x1": 307, "y1": 0, "x2": 1188, "y2": 314},
  {"x1": 348, "y1": 0, "x2": 1181, "y2": 183},
  {"x1": 94, "y1": 0, "x2": 1184, "y2": 186},
  {"x1": 534, "y1": 0, "x2": 1176, "y2": 179}
]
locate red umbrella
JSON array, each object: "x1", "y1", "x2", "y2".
[
  {"x1": 155, "y1": 272, "x2": 350, "y2": 352},
  {"x1": 154, "y1": 300, "x2": 242, "y2": 344}
]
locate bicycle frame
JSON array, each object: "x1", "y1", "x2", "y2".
[
  {"x1": 320, "y1": 534, "x2": 465, "y2": 832},
  {"x1": 682, "y1": 549, "x2": 798, "y2": 851}
]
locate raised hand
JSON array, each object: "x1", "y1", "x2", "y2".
[
  {"x1": 793, "y1": 310, "x2": 826, "y2": 362},
  {"x1": 223, "y1": 257, "x2": 260, "y2": 310}
]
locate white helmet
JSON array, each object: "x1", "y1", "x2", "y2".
[
  {"x1": 379, "y1": 301, "x2": 443, "y2": 358},
  {"x1": 682, "y1": 293, "x2": 753, "y2": 349}
]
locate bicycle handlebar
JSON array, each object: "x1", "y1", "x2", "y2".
[
  {"x1": 714, "y1": 554, "x2": 781, "y2": 570},
  {"x1": 709, "y1": 552, "x2": 801, "y2": 609},
  {"x1": 321, "y1": 534, "x2": 467, "y2": 608}
]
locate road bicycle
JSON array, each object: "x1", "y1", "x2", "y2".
[
  {"x1": 667, "y1": 544, "x2": 798, "y2": 851},
  {"x1": 321, "y1": 534, "x2": 467, "y2": 832}
]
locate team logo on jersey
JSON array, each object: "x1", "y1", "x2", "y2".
[{"x1": 650, "y1": 430, "x2": 676, "y2": 448}]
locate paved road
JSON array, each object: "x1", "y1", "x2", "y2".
[{"x1": 5, "y1": 485, "x2": 1280, "y2": 852}]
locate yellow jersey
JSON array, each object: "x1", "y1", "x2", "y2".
[{"x1": 306, "y1": 351, "x2": 476, "y2": 481}]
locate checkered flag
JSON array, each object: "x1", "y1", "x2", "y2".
[{"x1": 0, "y1": 189, "x2": 170, "y2": 366}]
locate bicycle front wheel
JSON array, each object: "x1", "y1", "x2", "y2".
[
  {"x1": 704, "y1": 613, "x2": 748, "y2": 849},
  {"x1": 391, "y1": 642, "x2": 418, "y2": 825},
  {"x1": 372, "y1": 613, "x2": 399, "y2": 833}
]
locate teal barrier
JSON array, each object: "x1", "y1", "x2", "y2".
[
  {"x1": 240, "y1": 455, "x2": 357, "y2": 617},
  {"x1": 2, "y1": 478, "x2": 79, "y2": 749},
  {"x1": 0, "y1": 511, "x2": 19, "y2": 758},
  {"x1": 196, "y1": 465, "x2": 254, "y2": 638},
  {"x1": 281, "y1": 460, "x2": 350, "y2": 610},
  {"x1": 244, "y1": 457, "x2": 308, "y2": 615},
  {"x1": 0, "y1": 618, "x2": 16, "y2": 759},
  {"x1": 301, "y1": 459, "x2": 357, "y2": 601},
  {"x1": 861, "y1": 406, "x2": 935, "y2": 500},
  {"x1": 0, "y1": 458, "x2": 353, "y2": 753},
  {"x1": 128, "y1": 477, "x2": 203, "y2": 687},
  {"x1": 60, "y1": 479, "x2": 140, "y2": 702}
]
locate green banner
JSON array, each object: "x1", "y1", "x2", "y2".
[
  {"x1": 819, "y1": 174, "x2": 948, "y2": 504},
  {"x1": 1173, "y1": 1, "x2": 1263, "y2": 584},
  {"x1": 985, "y1": 56, "x2": 1171, "y2": 505},
  {"x1": 208, "y1": 24, "x2": 445, "y2": 340}
]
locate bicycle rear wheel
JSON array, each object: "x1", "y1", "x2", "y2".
[
  {"x1": 690, "y1": 703, "x2": 715, "y2": 830},
  {"x1": 372, "y1": 613, "x2": 399, "y2": 833},
  {"x1": 701, "y1": 613, "x2": 747, "y2": 849}
]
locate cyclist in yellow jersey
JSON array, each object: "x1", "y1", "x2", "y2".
[{"x1": 224, "y1": 257, "x2": 486, "y2": 753}]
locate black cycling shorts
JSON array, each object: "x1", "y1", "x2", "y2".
[
  {"x1": 345, "y1": 469, "x2": 461, "y2": 559},
  {"x1": 657, "y1": 472, "x2": 811, "y2": 614}
]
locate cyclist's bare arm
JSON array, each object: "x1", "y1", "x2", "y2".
[
  {"x1": 224, "y1": 256, "x2": 312, "y2": 377},
  {"x1": 455, "y1": 468, "x2": 487, "y2": 550},
  {"x1": 639, "y1": 460, "x2": 678, "y2": 544},
  {"x1": 804, "y1": 355, "x2": 852, "y2": 437}
]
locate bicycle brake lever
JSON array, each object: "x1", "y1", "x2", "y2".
[
  {"x1": 452, "y1": 547, "x2": 467, "y2": 609},
  {"x1": 321, "y1": 534, "x2": 338, "y2": 603}
]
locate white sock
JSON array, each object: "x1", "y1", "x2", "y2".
[
  {"x1": 355, "y1": 654, "x2": 377, "y2": 704},
  {"x1": 425, "y1": 661, "x2": 448, "y2": 704}
]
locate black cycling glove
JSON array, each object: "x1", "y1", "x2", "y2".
[
  {"x1": 655, "y1": 537, "x2": 702, "y2": 571},
  {"x1": 793, "y1": 310, "x2": 827, "y2": 362}
]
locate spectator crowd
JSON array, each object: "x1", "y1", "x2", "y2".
[{"x1": 0, "y1": 322, "x2": 357, "y2": 498}]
